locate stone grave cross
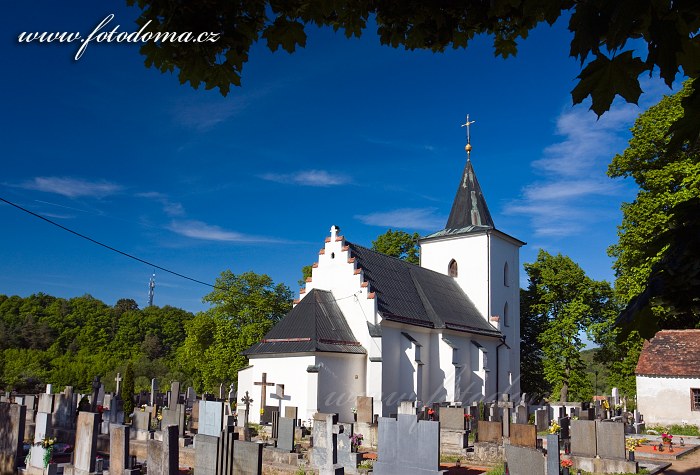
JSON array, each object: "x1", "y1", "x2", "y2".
[
  {"x1": 254, "y1": 372, "x2": 275, "y2": 416},
  {"x1": 498, "y1": 394, "x2": 514, "y2": 438},
  {"x1": 115, "y1": 372, "x2": 123, "y2": 396},
  {"x1": 241, "y1": 391, "x2": 253, "y2": 427},
  {"x1": 269, "y1": 384, "x2": 291, "y2": 414}
]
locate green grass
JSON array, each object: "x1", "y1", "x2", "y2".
[
  {"x1": 483, "y1": 465, "x2": 505, "y2": 475},
  {"x1": 646, "y1": 424, "x2": 700, "y2": 436}
]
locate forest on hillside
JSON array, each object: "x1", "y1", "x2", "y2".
[{"x1": 0, "y1": 293, "x2": 194, "y2": 394}]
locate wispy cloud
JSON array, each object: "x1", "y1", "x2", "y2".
[
  {"x1": 20, "y1": 177, "x2": 122, "y2": 198},
  {"x1": 355, "y1": 207, "x2": 445, "y2": 231},
  {"x1": 259, "y1": 170, "x2": 352, "y2": 187},
  {"x1": 168, "y1": 220, "x2": 284, "y2": 243},
  {"x1": 505, "y1": 77, "x2": 669, "y2": 238},
  {"x1": 137, "y1": 192, "x2": 185, "y2": 217}
]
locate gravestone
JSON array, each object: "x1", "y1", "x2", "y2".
[
  {"x1": 311, "y1": 413, "x2": 343, "y2": 473},
  {"x1": 596, "y1": 421, "x2": 625, "y2": 459},
  {"x1": 186, "y1": 387, "x2": 196, "y2": 406},
  {"x1": 336, "y1": 422, "x2": 362, "y2": 473},
  {"x1": 52, "y1": 390, "x2": 76, "y2": 430},
  {"x1": 261, "y1": 405, "x2": 277, "y2": 425},
  {"x1": 284, "y1": 406, "x2": 298, "y2": 421},
  {"x1": 398, "y1": 401, "x2": 415, "y2": 415},
  {"x1": 132, "y1": 411, "x2": 152, "y2": 440},
  {"x1": 570, "y1": 420, "x2": 597, "y2": 457},
  {"x1": 356, "y1": 396, "x2": 373, "y2": 424},
  {"x1": 74, "y1": 411, "x2": 100, "y2": 475},
  {"x1": 611, "y1": 388, "x2": 620, "y2": 407},
  {"x1": 29, "y1": 412, "x2": 52, "y2": 472},
  {"x1": 439, "y1": 407, "x2": 465, "y2": 431},
  {"x1": 148, "y1": 425, "x2": 179, "y2": 475},
  {"x1": 505, "y1": 444, "x2": 545, "y2": 475},
  {"x1": 271, "y1": 411, "x2": 280, "y2": 439},
  {"x1": 194, "y1": 433, "x2": 219, "y2": 475},
  {"x1": 277, "y1": 417, "x2": 295, "y2": 452},
  {"x1": 510, "y1": 424, "x2": 536, "y2": 448},
  {"x1": 232, "y1": 440, "x2": 263, "y2": 475},
  {"x1": 191, "y1": 401, "x2": 200, "y2": 432},
  {"x1": 150, "y1": 379, "x2": 159, "y2": 407},
  {"x1": 109, "y1": 425, "x2": 130, "y2": 475},
  {"x1": 535, "y1": 409, "x2": 548, "y2": 432},
  {"x1": 170, "y1": 382, "x2": 181, "y2": 407},
  {"x1": 199, "y1": 400, "x2": 224, "y2": 437},
  {"x1": 580, "y1": 407, "x2": 595, "y2": 421},
  {"x1": 515, "y1": 405, "x2": 528, "y2": 424},
  {"x1": 217, "y1": 426, "x2": 239, "y2": 475},
  {"x1": 38, "y1": 393, "x2": 54, "y2": 414},
  {"x1": 373, "y1": 414, "x2": 447, "y2": 475},
  {"x1": 545, "y1": 435, "x2": 560, "y2": 475},
  {"x1": 0, "y1": 402, "x2": 26, "y2": 474},
  {"x1": 477, "y1": 421, "x2": 502, "y2": 443},
  {"x1": 161, "y1": 404, "x2": 185, "y2": 437},
  {"x1": 559, "y1": 417, "x2": 570, "y2": 440}
]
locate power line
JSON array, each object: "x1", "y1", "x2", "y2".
[
  {"x1": 0, "y1": 196, "x2": 217, "y2": 289},
  {"x1": 1, "y1": 196, "x2": 377, "y2": 306}
]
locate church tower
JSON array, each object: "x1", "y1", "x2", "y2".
[{"x1": 419, "y1": 116, "x2": 524, "y2": 396}]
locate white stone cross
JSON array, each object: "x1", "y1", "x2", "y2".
[{"x1": 115, "y1": 373, "x2": 123, "y2": 396}]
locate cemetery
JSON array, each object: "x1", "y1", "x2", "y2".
[{"x1": 1, "y1": 380, "x2": 698, "y2": 475}]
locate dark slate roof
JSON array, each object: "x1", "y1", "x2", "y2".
[
  {"x1": 348, "y1": 243, "x2": 501, "y2": 337},
  {"x1": 444, "y1": 158, "x2": 494, "y2": 231},
  {"x1": 636, "y1": 330, "x2": 700, "y2": 377},
  {"x1": 243, "y1": 289, "x2": 366, "y2": 356}
]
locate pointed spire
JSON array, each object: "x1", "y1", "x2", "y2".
[{"x1": 445, "y1": 115, "x2": 494, "y2": 230}]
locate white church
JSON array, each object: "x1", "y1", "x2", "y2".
[{"x1": 238, "y1": 141, "x2": 524, "y2": 423}]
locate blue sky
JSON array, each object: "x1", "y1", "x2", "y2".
[{"x1": 1, "y1": 2, "x2": 677, "y2": 313}]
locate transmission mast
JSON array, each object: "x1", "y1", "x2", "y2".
[{"x1": 148, "y1": 272, "x2": 156, "y2": 307}]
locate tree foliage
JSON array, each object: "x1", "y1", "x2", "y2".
[
  {"x1": 521, "y1": 250, "x2": 616, "y2": 402},
  {"x1": 0, "y1": 293, "x2": 194, "y2": 392},
  {"x1": 608, "y1": 82, "x2": 700, "y2": 339},
  {"x1": 127, "y1": 0, "x2": 700, "y2": 146},
  {"x1": 177, "y1": 271, "x2": 293, "y2": 392},
  {"x1": 122, "y1": 361, "x2": 135, "y2": 420},
  {"x1": 371, "y1": 229, "x2": 420, "y2": 264}
]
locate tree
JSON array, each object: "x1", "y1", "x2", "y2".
[
  {"x1": 123, "y1": 361, "x2": 135, "y2": 420},
  {"x1": 178, "y1": 271, "x2": 293, "y2": 392},
  {"x1": 522, "y1": 250, "x2": 616, "y2": 402},
  {"x1": 608, "y1": 82, "x2": 700, "y2": 339},
  {"x1": 126, "y1": 0, "x2": 700, "y2": 146},
  {"x1": 371, "y1": 229, "x2": 420, "y2": 264}
]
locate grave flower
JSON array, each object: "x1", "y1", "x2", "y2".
[
  {"x1": 625, "y1": 438, "x2": 647, "y2": 451},
  {"x1": 662, "y1": 432, "x2": 673, "y2": 444},
  {"x1": 549, "y1": 421, "x2": 561, "y2": 434},
  {"x1": 351, "y1": 407, "x2": 357, "y2": 414},
  {"x1": 560, "y1": 459, "x2": 573, "y2": 468},
  {"x1": 350, "y1": 433, "x2": 364, "y2": 451}
]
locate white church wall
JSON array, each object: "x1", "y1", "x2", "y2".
[
  {"x1": 419, "y1": 233, "x2": 490, "y2": 320},
  {"x1": 488, "y1": 233, "x2": 522, "y2": 398},
  {"x1": 316, "y1": 353, "x2": 366, "y2": 422},
  {"x1": 243, "y1": 355, "x2": 316, "y2": 424},
  {"x1": 637, "y1": 375, "x2": 700, "y2": 426}
]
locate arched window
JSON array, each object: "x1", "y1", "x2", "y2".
[
  {"x1": 503, "y1": 302, "x2": 509, "y2": 327},
  {"x1": 448, "y1": 259, "x2": 458, "y2": 277},
  {"x1": 504, "y1": 261, "x2": 509, "y2": 287}
]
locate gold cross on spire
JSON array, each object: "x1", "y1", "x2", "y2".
[{"x1": 461, "y1": 114, "x2": 476, "y2": 158}]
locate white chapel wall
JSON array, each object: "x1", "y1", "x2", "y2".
[
  {"x1": 637, "y1": 375, "x2": 700, "y2": 426},
  {"x1": 316, "y1": 352, "x2": 366, "y2": 421},
  {"x1": 241, "y1": 355, "x2": 316, "y2": 424}
]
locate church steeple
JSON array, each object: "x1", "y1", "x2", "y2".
[{"x1": 445, "y1": 115, "x2": 494, "y2": 231}]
